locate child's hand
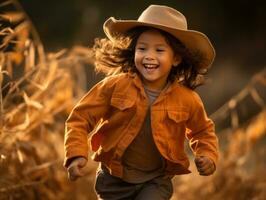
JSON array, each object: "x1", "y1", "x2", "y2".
[
  {"x1": 67, "y1": 157, "x2": 87, "y2": 181},
  {"x1": 195, "y1": 156, "x2": 215, "y2": 176}
]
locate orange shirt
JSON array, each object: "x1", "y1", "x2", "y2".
[{"x1": 64, "y1": 73, "x2": 219, "y2": 177}]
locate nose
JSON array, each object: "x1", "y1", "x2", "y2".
[
  {"x1": 143, "y1": 51, "x2": 156, "y2": 61},
  {"x1": 144, "y1": 57, "x2": 155, "y2": 62}
]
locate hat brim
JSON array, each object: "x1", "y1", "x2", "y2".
[{"x1": 104, "y1": 17, "x2": 215, "y2": 70}]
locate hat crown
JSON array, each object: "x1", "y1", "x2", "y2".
[
  {"x1": 103, "y1": 4, "x2": 215, "y2": 70},
  {"x1": 138, "y1": 5, "x2": 188, "y2": 30}
]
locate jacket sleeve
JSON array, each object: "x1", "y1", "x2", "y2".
[
  {"x1": 185, "y1": 92, "x2": 219, "y2": 166},
  {"x1": 63, "y1": 78, "x2": 112, "y2": 168}
]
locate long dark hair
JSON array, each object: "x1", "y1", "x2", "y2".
[{"x1": 92, "y1": 26, "x2": 207, "y2": 89}]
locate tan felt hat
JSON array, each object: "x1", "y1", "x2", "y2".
[{"x1": 103, "y1": 5, "x2": 215, "y2": 70}]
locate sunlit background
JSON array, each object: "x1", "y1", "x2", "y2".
[
  {"x1": 19, "y1": 0, "x2": 266, "y2": 114},
  {"x1": 0, "y1": 0, "x2": 265, "y2": 199}
]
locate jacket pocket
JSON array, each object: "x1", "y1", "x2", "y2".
[
  {"x1": 110, "y1": 94, "x2": 135, "y2": 111},
  {"x1": 165, "y1": 110, "x2": 189, "y2": 160},
  {"x1": 167, "y1": 110, "x2": 189, "y2": 123}
]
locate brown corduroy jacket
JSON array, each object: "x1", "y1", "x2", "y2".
[{"x1": 64, "y1": 73, "x2": 219, "y2": 177}]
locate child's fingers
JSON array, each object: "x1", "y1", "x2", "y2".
[
  {"x1": 197, "y1": 163, "x2": 213, "y2": 173},
  {"x1": 199, "y1": 165, "x2": 215, "y2": 176},
  {"x1": 77, "y1": 157, "x2": 87, "y2": 168},
  {"x1": 68, "y1": 171, "x2": 78, "y2": 181},
  {"x1": 194, "y1": 156, "x2": 204, "y2": 168},
  {"x1": 197, "y1": 159, "x2": 211, "y2": 169},
  {"x1": 195, "y1": 156, "x2": 216, "y2": 176},
  {"x1": 66, "y1": 157, "x2": 87, "y2": 181},
  {"x1": 197, "y1": 163, "x2": 209, "y2": 172},
  {"x1": 195, "y1": 156, "x2": 213, "y2": 166},
  {"x1": 197, "y1": 162, "x2": 215, "y2": 176},
  {"x1": 68, "y1": 165, "x2": 84, "y2": 181}
]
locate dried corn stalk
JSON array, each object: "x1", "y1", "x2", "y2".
[{"x1": 0, "y1": 1, "x2": 96, "y2": 199}]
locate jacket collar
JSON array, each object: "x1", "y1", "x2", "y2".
[
  {"x1": 129, "y1": 72, "x2": 183, "y2": 98},
  {"x1": 130, "y1": 73, "x2": 147, "y2": 98}
]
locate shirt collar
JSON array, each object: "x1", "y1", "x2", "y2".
[{"x1": 130, "y1": 72, "x2": 183, "y2": 98}]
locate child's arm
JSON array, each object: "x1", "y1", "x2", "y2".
[
  {"x1": 186, "y1": 92, "x2": 219, "y2": 174},
  {"x1": 64, "y1": 79, "x2": 112, "y2": 170}
]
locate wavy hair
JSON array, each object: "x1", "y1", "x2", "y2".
[{"x1": 92, "y1": 26, "x2": 208, "y2": 89}]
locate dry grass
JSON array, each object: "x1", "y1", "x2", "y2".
[
  {"x1": 0, "y1": 1, "x2": 96, "y2": 199},
  {"x1": 171, "y1": 110, "x2": 266, "y2": 200},
  {"x1": 0, "y1": 1, "x2": 266, "y2": 200}
]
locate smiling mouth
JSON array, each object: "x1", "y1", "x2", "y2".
[{"x1": 143, "y1": 64, "x2": 159, "y2": 69}]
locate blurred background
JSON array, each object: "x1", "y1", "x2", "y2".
[
  {"x1": 19, "y1": 0, "x2": 266, "y2": 114},
  {"x1": 0, "y1": 0, "x2": 265, "y2": 200}
]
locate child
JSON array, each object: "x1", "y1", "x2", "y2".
[{"x1": 64, "y1": 4, "x2": 219, "y2": 200}]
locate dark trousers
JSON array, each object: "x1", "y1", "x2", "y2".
[{"x1": 94, "y1": 167, "x2": 173, "y2": 200}]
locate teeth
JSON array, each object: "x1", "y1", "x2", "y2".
[{"x1": 144, "y1": 64, "x2": 158, "y2": 68}]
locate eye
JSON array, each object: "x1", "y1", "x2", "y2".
[
  {"x1": 136, "y1": 47, "x2": 146, "y2": 51},
  {"x1": 156, "y1": 49, "x2": 165, "y2": 52}
]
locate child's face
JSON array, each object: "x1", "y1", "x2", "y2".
[{"x1": 134, "y1": 29, "x2": 181, "y2": 91}]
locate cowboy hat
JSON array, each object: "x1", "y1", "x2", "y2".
[{"x1": 103, "y1": 5, "x2": 215, "y2": 70}]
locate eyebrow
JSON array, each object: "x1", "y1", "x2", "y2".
[{"x1": 136, "y1": 42, "x2": 167, "y2": 47}]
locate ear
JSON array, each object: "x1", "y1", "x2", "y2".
[{"x1": 173, "y1": 54, "x2": 182, "y2": 67}]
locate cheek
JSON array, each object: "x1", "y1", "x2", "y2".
[{"x1": 134, "y1": 52, "x2": 141, "y2": 66}]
